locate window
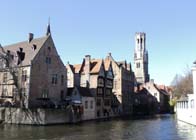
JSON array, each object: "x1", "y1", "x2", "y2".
[
  {"x1": 52, "y1": 74, "x2": 58, "y2": 84},
  {"x1": 46, "y1": 57, "x2": 51, "y2": 64},
  {"x1": 48, "y1": 46, "x2": 51, "y2": 52},
  {"x1": 3, "y1": 73, "x2": 7, "y2": 83},
  {"x1": 191, "y1": 99, "x2": 194, "y2": 108},
  {"x1": 96, "y1": 99, "x2": 101, "y2": 106},
  {"x1": 104, "y1": 99, "x2": 110, "y2": 106},
  {"x1": 61, "y1": 75, "x2": 64, "y2": 85},
  {"x1": 2, "y1": 87, "x2": 7, "y2": 97},
  {"x1": 60, "y1": 90, "x2": 64, "y2": 100},
  {"x1": 42, "y1": 89, "x2": 48, "y2": 98},
  {"x1": 105, "y1": 89, "x2": 111, "y2": 96},
  {"x1": 85, "y1": 101, "x2": 88, "y2": 109},
  {"x1": 97, "y1": 110, "x2": 100, "y2": 117},
  {"x1": 140, "y1": 38, "x2": 143, "y2": 44},
  {"x1": 106, "y1": 79, "x2": 113, "y2": 87},
  {"x1": 90, "y1": 100, "x2": 93, "y2": 109},
  {"x1": 22, "y1": 70, "x2": 27, "y2": 82},
  {"x1": 32, "y1": 44, "x2": 37, "y2": 50},
  {"x1": 136, "y1": 63, "x2": 140, "y2": 68},
  {"x1": 12, "y1": 88, "x2": 18, "y2": 95},
  {"x1": 98, "y1": 77, "x2": 104, "y2": 86},
  {"x1": 97, "y1": 88, "x2": 103, "y2": 96},
  {"x1": 137, "y1": 39, "x2": 139, "y2": 44}
]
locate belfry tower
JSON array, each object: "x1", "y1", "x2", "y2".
[{"x1": 134, "y1": 32, "x2": 150, "y2": 84}]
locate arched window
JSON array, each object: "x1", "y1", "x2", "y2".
[{"x1": 191, "y1": 99, "x2": 194, "y2": 108}]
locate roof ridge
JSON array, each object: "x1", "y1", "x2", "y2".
[{"x1": 3, "y1": 35, "x2": 48, "y2": 48}]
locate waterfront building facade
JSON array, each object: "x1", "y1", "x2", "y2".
[
  {"x1": 132, "y1": 87, "x2": 158, "y2": 115},
  {"x1": 143, "y1": 81, "x2": 170, "y2": 113},
  {"x1": 0, "y1": 25, "x2": 67, "y2": 108},
  {"x1": 66, "y1": 55, "x2": 114, "y2": 119},
  {"x1": 176, "y1": 61, "x2": 196, "y2": 125},
  {"x1": 66, "y1": 87, "x2": 95, "y2": 121},
  {"x1": 105, "y1": 53, "x2": 134, "y2": 115}
]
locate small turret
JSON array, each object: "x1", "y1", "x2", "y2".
[{"x1": 46, "y1": 18, "x2": 51, "y2": 36}]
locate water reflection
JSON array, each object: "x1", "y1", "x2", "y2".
[
  {"x1": 176, "y1": 120, "x2": 196, "y2": 140},
  {"x1": 0, "y1": 115, "x2": 196, "y2": 140}
]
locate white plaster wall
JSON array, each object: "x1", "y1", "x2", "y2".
[{"x1": 82, "y1": 97, "x2": 95, "y2": 120}]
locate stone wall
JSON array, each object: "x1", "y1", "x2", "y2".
[{"x1": 1, "y1": 107, "x2": 70, "y2": 125}]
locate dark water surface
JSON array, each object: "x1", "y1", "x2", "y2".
[{"x1": 0, "y1": 115, "x2": 196, "y2": 140}]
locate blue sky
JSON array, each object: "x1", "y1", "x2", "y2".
[{"x1": 1, "y1": 0, "x2": 196, "y2": 85}]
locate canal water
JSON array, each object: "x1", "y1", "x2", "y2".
[{"x1": 0, "y1": 115, "x2": 196, "y2": 140}]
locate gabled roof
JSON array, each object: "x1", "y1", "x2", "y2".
[
  {"x1": 105, "y1": 53, "x2": 131, "y2": 71},
  {"x1": 90, "y1": 59, "x2": 103, "y2": 74},
  {"x1": 117, "y1": 61, "x2": 127, "y2": 67},
  {"x1": 2, "y1": 35, "x2": 49, "y2": 66},
  {"x1": 154, "y1": 84, "x2": 170, "y2": 96},
  {"x1": 73, "y1": 64, "x2": 82, "y2": 73},
  {"x1": 105, "y1": 54, "x2": 119, "y2": 68},
  {"x1": 66, "y1": 64, "x2": 75, "y2": 73},
  {"x1": 104, "y1": 58, "x2": 111, "y2": 71}
]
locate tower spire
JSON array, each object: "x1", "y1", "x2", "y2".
[{"x1": 46, "y1": 17, "x2": 51, "y2": 36}]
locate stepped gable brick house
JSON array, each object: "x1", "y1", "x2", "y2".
[
  {"x1": 67, "y1": 55, "x2": 114, "y2": 118},
  {"x1": 105, "y1": 53, "x2": 135, "y2": 115},
  {"x1": 0, "y1": 25, "x2": 67, "y2": 108}
]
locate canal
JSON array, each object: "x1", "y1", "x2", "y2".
[{"x1": 0, "y1": 115, "x2": 196, "y2": 140}]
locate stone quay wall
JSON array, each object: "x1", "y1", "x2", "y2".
[{"x1": 0, "y1": 107, "x2": 70, "y2": 125}]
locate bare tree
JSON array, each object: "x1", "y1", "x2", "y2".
[
  {"x1": 0, "y1": 44, "x2": 25, "y2": 108},
  {"x1": 171, "y1": 67, "x2": 193, "y2": 98}
]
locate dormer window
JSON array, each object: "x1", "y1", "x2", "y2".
[{"x1": 32, "y1": 44, "x2": 37, "y2": 50}]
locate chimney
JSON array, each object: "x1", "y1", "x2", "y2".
[
  {"x1": 150, "y1": 79, "x2": 154, "y2": 84},
  {"x1": 84, "y1": 55, "x2": 91, "y2": 86},
  {"x1": 85, "y1": 55, "x2": 91, "y2": 64},
  {"x1": 28, "y1": 33, "x2": 34, "y2": 43}
]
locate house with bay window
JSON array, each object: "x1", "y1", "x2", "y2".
[
  {"x1": 66, "y1": 55, "x2": 114, "y2": 119},
  {"x1": 105, "y1": 53, "x2": 135, "y2": 115}
]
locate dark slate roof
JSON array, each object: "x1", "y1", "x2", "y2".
[{"x1": 2, "y1": 35, "x2": 49, "y2": 66}]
